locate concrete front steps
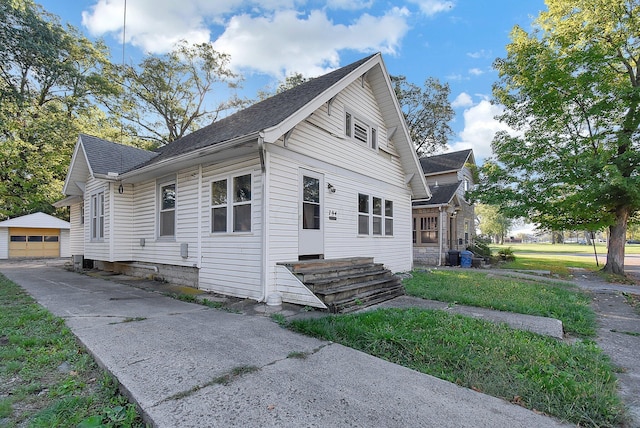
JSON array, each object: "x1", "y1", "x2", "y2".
[{"x1": 279, "y1": 257, "x2": 404, "y2": 313}]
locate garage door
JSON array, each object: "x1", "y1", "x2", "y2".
[{"x1": 9, "y1": 228, "x2": 60, "y2": 258}]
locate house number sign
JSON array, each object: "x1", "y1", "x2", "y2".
[{"x1": 328, "y1": 209, "x2": 337, "y2": 221}]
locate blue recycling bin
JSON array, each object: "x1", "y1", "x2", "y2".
[{"x1": 460, "y1": 250, "x2": 473, "y2": 268}]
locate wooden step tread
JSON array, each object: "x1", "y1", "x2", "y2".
[{"x1": 314, "y1": 277, "x2": 401, "y2": 297}]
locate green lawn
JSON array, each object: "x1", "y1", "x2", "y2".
[
  {"x1": 283, "y1": 256, "x2": 629, "y2": 426},
  {"x1": 404, "y1": 270, "x2": 596, "y2": 337},
  {"x1": 492, "y1": 242, "x2": 640, "y2": 255},
  {"x1": 487, "y1": 243, "x2": 640, "y2": 280},
  {"x1": 289, "y1": 309, "x2": 625, "y2": 427},
  {"x1": 0, "y1": 273, "x2": 146, "y2": 427}
]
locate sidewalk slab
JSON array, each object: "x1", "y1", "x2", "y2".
[
  {"x1": 0, "y1": 261, "x2": 571, "y2": 428},
  {"x1": 369, "y1": 295, "x2": 565, "y2": 339}
]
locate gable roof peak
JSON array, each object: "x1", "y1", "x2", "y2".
[
  {"x1": 419, "y1": 149, "x2": 474, "y2": 175},
  {"x1": 145, "y1": 53, "x2": 381, "y2": 166}
]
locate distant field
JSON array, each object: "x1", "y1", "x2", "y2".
[{"x1": 492, "y1": 242, "x2": 640, "y2": 255}]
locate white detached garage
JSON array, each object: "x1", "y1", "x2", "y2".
[{"x1": 0, "y1": 212, "x2": 70, "y2": 259}]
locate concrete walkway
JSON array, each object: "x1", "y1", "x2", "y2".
[{"x1": 0, "y1": 260, "x2": 571, "y2": 428}]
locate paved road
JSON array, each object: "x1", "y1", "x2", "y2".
[{"x1": 0, "y1": 260, "x2": 571, "y2": 428}]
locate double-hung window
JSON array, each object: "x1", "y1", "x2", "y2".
[
  {"x1": 358, "y1": 194, "x2": 393, "y2": 236},
  {"x1": 358, "y1": 194, "x2": 369, "y2": 235},
  {"x1": 345, "y1": 110, "x2": 378, "y2": 151},
  {"x1": 384, "y1": 200, "x2": 393, "y2": 236},
  {"x1": 372, "y1": 197, "x2": 382, "y2": 235},
  {"x1": 91, "y1": 192, "x2": 104, "y2": 240},
  {"x1": 158, "y1": 178, "x2": 176, "y2": 238},
  {"x1": 211, "y1": 173, "x2": 252, "y2": 233}
]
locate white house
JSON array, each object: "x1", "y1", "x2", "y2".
[
  {"x1": 55, "y1": 53, "x2": 430, "y2": 311},
  {"x1": 0, "y1": 212, "x2": 70, "y2": 259}
]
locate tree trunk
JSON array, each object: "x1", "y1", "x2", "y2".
[{"x1": 603, "y1": 206, "x2": 630, "y2": 275}]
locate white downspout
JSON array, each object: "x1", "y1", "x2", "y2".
[
  {"x1": 197, "y1": 164, "x2": 202, "y2": 269},
  {"x1": 257, "y1": 134, "x2": 271, "y2": 303},
  {"x1": 438, "y1": 206, "x2": 443, "y2": 266}
]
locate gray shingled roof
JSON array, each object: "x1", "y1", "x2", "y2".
[
  {"x1": 419, "y1": 149, "x2": 473, "y2": 175},
  {"x1": 139, "y1": 53, "x2": 378, "y2": 169},
  {"x1": 413, "y1": 182, "x2": 460, "y2": 206},
  {"x1": 80, "y1": 134, "x2": 158, "y2": 175}
]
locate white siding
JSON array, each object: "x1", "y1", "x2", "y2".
[
  {"x1": 263, "y1": 78, "x2": 415, "y2": 301},
  {"x1": 60, "y1": 230, "x2": 71, "y2": 257},
  {"x1": 69, "y1": 203, "x2": 84, "y2": 256},
  {"x1": 282, "y1": 80, "x2": 406, "y2": 191},
  {"x1": 84, "y1": 178, "x2": 110, "y2": 261},
  {"x1": 112, "y1": 183, "x2": 134, "y2": 260},
  {"x1": 0, "y1": 228, "x2": 8, "y2": 259},
  {"x1": 128, "y1": 169, "x2": 199, "y2": 267},
  {"x1": 199, "y1": 157, "x2": 263, "y2": 299}
]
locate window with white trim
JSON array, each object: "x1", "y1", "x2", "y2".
[
  {"x1": 211, "y1": 173, "x2": 252, "y2": 233},
  {"x1": 358, "y1": 194, "x2": 393, "y2": 236},
  {"x1": 345, "y1": 110, "x2": 378, "y2": 150},
  {"x1": 358, "y1": 193, "x2": 369, "y2": 235},
  {"x1": 90, "y1": 192, "x2": 104, "y2": 240},
  {"x1": 385, "y1": 200, "x2": 393, "y2": 236},
  {"x1": 158, "y1": 178, "x2": 176, "y2": 237},
  {"x1": 372, "y1": 197, "x2": 382, "y2": 235}
]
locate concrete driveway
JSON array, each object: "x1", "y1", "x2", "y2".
[{"x1": 0, "y1": 260, "x2": 571, "y2": 428}]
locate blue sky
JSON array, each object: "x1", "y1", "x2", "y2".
[{"x1": 38, "y1": 0, "x2": 547, "y2": 162}]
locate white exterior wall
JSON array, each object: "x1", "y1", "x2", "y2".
[
  {"x1": 111, "y1": 183, "x2": 134, "y2": 260},
  {"x1": 264, "y1": 77, "x2": 415, "y2": 297},
  {"x1": 60, "y1": 229, "x2": 71, "y2": 257},
  {"x1": 199, "y1": 157, "x2": 263, "y2": 299},
  {"x1": 84, "y1": 178, "x2": 110, "y2": 261},
  {"x1": 128, "y1": 169, "x2": 199, "y2": 267},
  {"x1": 69, "y1": 203, "x2": 84, "y2": 256},
  {"x1": 0, "y1": 228, "x2": 8, "y2": 259}
]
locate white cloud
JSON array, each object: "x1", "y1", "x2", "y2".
[
  {"x1": 82, "y1": 1, "x2": 411, "y2": 77},
  {"x1": 407, "y1": 0, "x2": 455, "y2": 16},
  {"x1": 449, "y1": 99, "x2": 513, "y2": 162},
  {"x1": 326, "y1": 0, "x2": 374, "y2": 10},
  {"x1": 445, "y1": 73, "x2": 465, "y2": 81},
  {"x1": 468, "y1": 67, "x2": 483, "y2": 76},
  {"x1": 212, "y1": 8, "x2": 411, "y2": 78},
  {"x1": 452, "y1": 92, "x2": 473, "y2": 108},
  {"x1": 466, "y1": 49, "x2": 491, "y2": 59},
  {"x1": 81, "y1": 0, "x2": 243, "y2": 53}
]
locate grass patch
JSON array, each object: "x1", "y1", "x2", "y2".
[
  {"x1": 0, "y1": 273, "x2": 146, "y2": 427},
  {"x1": 501, "y1": 254, "x2": 598, "y2": 276},
  {"x1": 270, "y1": 313, "x2": 287, "y2": 326},
  {"x1": 404, "y1": 270, "x2": 596, "y2": 337},
  {"x1": 289, "y1": 308, "x2": 625, "y2": 427}
]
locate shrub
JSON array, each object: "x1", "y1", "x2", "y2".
[{"x1": 497, "y1": 247, "x2": 515, "y2": 261}]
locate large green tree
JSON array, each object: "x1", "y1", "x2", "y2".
[
  {"x1": 0, "y1": 0, "x2": 115, "y2": 219},
  {"x1": 476, "y1": 0, "x2": 640, "y2": 275},
  {"x1": 476, "y1": 204, "x2": 513, "y2": 244},
  {"x1": 108, "y1": 41, "x2": 244, "y2": 145},
  {"x1": 392, "y1": 75, "x2": 455, "y2": 157}
]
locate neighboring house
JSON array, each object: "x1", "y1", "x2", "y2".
[
  {"x1": 0, "y1": 212, "x2": 70, "y2": 259},
  {"x1": 55, "y1": 53, "x2": 430, "y2": 310},
  {"x1": 412, "y1": 149, "x2": 476, "y2": 265}
]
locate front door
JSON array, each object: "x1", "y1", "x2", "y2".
[{"x1": 298, "y1": 170, "x2": 324, "y2": 258}]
